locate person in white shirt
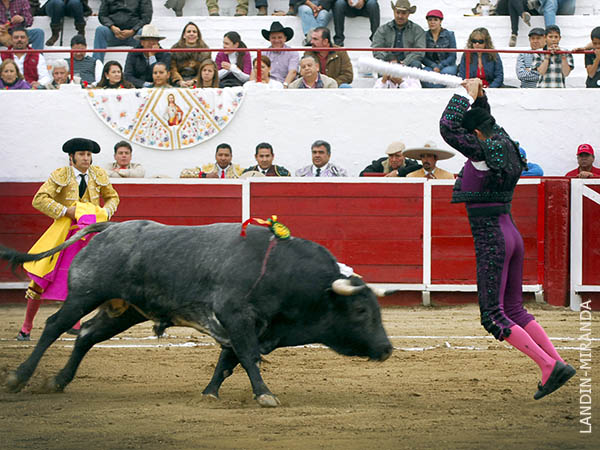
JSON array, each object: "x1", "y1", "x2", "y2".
[
  {"x1": 215, "y1": 31, "x2": 251, "y2": 88},
  {"x1": 244, "y1": 55, "x2": 284, "y2": 90}
]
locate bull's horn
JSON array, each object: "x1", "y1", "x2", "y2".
[
  {"x1": 367, "y1": 285, "x2": 388, "y2": 297},
  {"x1": 332, "y1": 279, "x2": 366, "y2": 296}
]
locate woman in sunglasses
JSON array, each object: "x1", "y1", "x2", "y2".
[{"x1": 458, "y1": 27, "x2": 504, "y2": 88}]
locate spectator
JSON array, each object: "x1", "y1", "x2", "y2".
[
  {"x1": 124, "y1": 24, "x2": 170, "y2": 88},
  {"x1": 333, "y1": 0, "x2": 379, "y2": 47},
  {"x1": 295, "y1": 0, "x2": 332, "y2": 43},
  {"x1": 565, "y1": 144, "x2": 600, "y2": 178},
  {"x1": 262, "y1": 21, "x2": 299, "y2": 87},
  {"x1": 96, "y1": 60, "x2": 135, "y2": 88},
  {"x1": 536, "y1": 0, "x2": 575, "y2": 27},
  {"x1": 496, "y1": 0, "x2": 533, "y2": 47},
  {"x1": 516, "y1": 27, "x2": 545, "y2": 88},
  {"x1": 289, "y1": 54, "x2": 338, "y2": 88},
  {"x1": 67, "y1": 35, "x2": 103, "y2": 86},
  {"x1": 585, "y1": 26, "x2": 600, "y2": 89},
  {"x1": 0, "y1": 58, "x2": 30, "y2": 89},
  {"x1": 295, "y1": 140, "x2": 348, "y2": 177},
  {"x1": 148, "y1": 61, "x2": 171, "y2": 88},
  {"x1": 43, "y1": 59, "x2": 70, "y2": 89},
  {"x1": 422, "y1": 9, "x2": 457, "y2": 87},
  {"x1": 359, "y1": 141, "x2": 421, "y2": 176},
  {"x1": 164, "y1": 0, "x2": 184, "y2": 16},
  {"x1": 242, "y1": 142, "x2": 291, "y2": 176},
  {"x1": 170, "y1": 22, "x2": 211, "y2": 88},
  {"x1": 532, "y1": 25, "x2": 573, "y2": 88},
  {"x1": 216, "y1": 31, "x2": 251, "y2": 88},
  {"x1": 93, "y1": 0, "x2": 152, "y2": 62},
  {"x1": 245, "y1": 55, "x2": 284, "y2": 89},
  {"x1": 106, "y1": 141, "x2": 145, "y2": 177},
  {"x1": 403, "y1": 141, "x2": 455, "y2": 179},
  {"x1": 519, "y1": 147, "x2": 544, "y2": 176},
  {"x1": 372, "y1": 0, "x2": 425, "y2": 68},
  {"x1": 180, "y1": 143, "x2": 244, "y2": 178},
  {"x1": 458, "y1": 27, "x2": 504, "y2": 88},
  {"x1": 305, "y1": 27, "x2": 353, "y2": 87},
  {"x1": 43, "y1": 0, "x2": 89, "y2": 46},
  {"x1": 196, "y1": 59, "x2": 219, "y2": 88},
  {"x1": 1, "y1": 27, "x2": 50, "y2": 88},
  {"x1": 0, "y1": 0, "x2": 44, "y2": 49}
]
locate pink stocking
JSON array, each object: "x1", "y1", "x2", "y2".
[
  {"x1": 21, "y1": 298, "x2": 42, "y2": 334},
  {"x1": 524, "y1": 320, "x2": 565, "y2": 363},
  {"x1": 505, "y1": 325, "x2": 556, "y2": 384}
]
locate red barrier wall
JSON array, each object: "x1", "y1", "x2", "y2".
[{"x1": 0, "y1": 179, "x2": 586, "y2": 308}]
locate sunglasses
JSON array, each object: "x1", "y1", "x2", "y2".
[{"x1": 470, "y1": 39, "x2": 485, "y2": 44}]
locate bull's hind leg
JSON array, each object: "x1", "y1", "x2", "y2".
[
  {"x1": 43, "y1": 304, "x2": 147, "y2": 393},
  {"x1": 4, "y1": 294, "x2": 105, "y2": 393},
  {"x1": 202, "y1": 347, "x2": 239, "y2": 399}
]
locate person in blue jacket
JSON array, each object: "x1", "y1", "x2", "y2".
[
  {"x1": 458, "y1": 27, "x2": 504, "y2": 88},
  {"x1": 519, "y1": 147, "x2": 544, "y2": 177},
  {"x1": 422, "y1": 9, "x2": 457, "y2": 88}
]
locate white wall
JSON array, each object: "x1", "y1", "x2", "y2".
[{"x1": 1, "y1": 87, "x2": 598, "y2": 180}]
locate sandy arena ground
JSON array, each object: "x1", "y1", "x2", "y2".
[{"x1": 0, "y1": 303, "x2": 597, "y2": 450}]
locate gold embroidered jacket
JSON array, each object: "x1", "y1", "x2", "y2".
[
  {"x1": 32, "y1": 166, "x2": 120, "y2": 220},
  {"x1": 179, "y1": 163, "x2": 243, "y2": 179}
]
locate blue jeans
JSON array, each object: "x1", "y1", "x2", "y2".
[
  {"x1": 26, "y1": 28, "x2": 44, "y2": 50},
  {"x1": 93, "y1": 25, "x2": 139, "y2": 62},
  {"x1": 333, "y1": 0, "x2": 380, "y2": 46},
  {"x1": 422, "y1": 65, "x2": 458, "y2": 88},
  {"x1": 540, "y1": 0, "x2": 576, "y2": 26},
  {"x1": 298, "y1": 3, "x2": 332, "y2": 36},
  {"x1": 46, "y1": 0, "x2": 85, "y2": 26}
]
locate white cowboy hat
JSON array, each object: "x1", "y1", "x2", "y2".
[
  {"x1": 402, "y1": 141, "x2": 455, "y2": 160},
  {"x1": 134, "y1": 24, "x2": 166, "y2": 41}
]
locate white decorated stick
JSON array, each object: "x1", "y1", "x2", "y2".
[{"x1": 358, "y1": 57, "x2": 464, "y2": 87}]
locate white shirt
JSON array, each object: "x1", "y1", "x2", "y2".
[
  {"x1": 13, "y1": 51, "x2": 51, "y2": 85},
  {"x1": 244, "y1": 79, "x2": 284, "y2": 90}
]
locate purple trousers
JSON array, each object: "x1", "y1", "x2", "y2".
[{"x1": 467, "y1": 205, "x2": 535, "y2": 341}]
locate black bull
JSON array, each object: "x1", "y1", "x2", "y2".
[{"x1": 1, "y1": 221, "x2": 393, "y2": 407}]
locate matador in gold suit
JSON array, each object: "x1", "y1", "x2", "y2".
[{"x1": 17, "y1": 138, "x2": 119, "y2": 341}]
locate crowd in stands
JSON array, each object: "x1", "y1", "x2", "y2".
[{"x1": 0, "y1": 0, "x2": 597, "y2": 89}]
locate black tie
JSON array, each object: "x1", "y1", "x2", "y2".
[
  {"x1": 315, "y1": 168, "x2": 321, "y2": 177},
  {"x1": 78, "y1": 174, "x2": 87, "y2": 198}
]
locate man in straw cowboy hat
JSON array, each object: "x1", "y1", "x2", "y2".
[
  {"x1": 440, "y1": 77, "x2": 576, "y2": 400},
  {"x1": 404, "y1": 141, "x2": 455, "y2": 179},
  {"x1": 15, "y1": 138, "x2": 119, "y2": 342},
  {"x1": 371, "y1": 0, "x2": 425, "y2": 68},
  {"x1": 262, "y1": 21, "x2": 299, "y2": 87},
  {"x1": 93, "y1": 0, "x2": 153, "y2": 62},
  {"x1": 332, "y1": 0, "x2": 380, "y2": 47},
  {"x1": 124, "y1": 24, "x2": 171, "y2": 88}
]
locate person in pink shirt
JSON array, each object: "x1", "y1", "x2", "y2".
[{"x1": 215, "y1": 31, "x2": 251, "y2": 88}]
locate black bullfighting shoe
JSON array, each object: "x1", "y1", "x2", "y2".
[
  {"x1": 534, "y1": 361, "x2": 576, "y2": 400},
  {"x1": 16, "y1": 331, "x2": 30, "y2": 341}
]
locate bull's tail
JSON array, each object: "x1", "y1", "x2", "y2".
[{"x1": 0, "y1": 221, "x2": 116, "y2": 273}]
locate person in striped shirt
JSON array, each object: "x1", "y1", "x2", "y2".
[{"x1": 516, "y1": 27, "x2": 545, "y2": 88}]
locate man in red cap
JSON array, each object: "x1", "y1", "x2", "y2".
[
  {"x1": 565, "y1": 144, "x2": 600, "y2": 178},
  {"x1": 16, "y1": 138, "x2": 119, "y2": 341}
]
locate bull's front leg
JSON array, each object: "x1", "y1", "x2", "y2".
[
  {"x1": 201, "y1": 347, "x2": 239, "y2": 399},
  {"x1": 216, "y1": 308, "x2": 280, "y2": 408}
]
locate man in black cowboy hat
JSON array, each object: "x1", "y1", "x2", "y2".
[
  {"x1": 371, "y1": 0, "x2": 425, "y2": 68},
  {"x1": 332, "y1": 0, "x2": 380, "y2": 47},
  {"x1": 15, "y1": 138, "x2": 119, "y2": 342},
  {"x1": 262, "y1": 21, "x2": 299, "y2": 87}
]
